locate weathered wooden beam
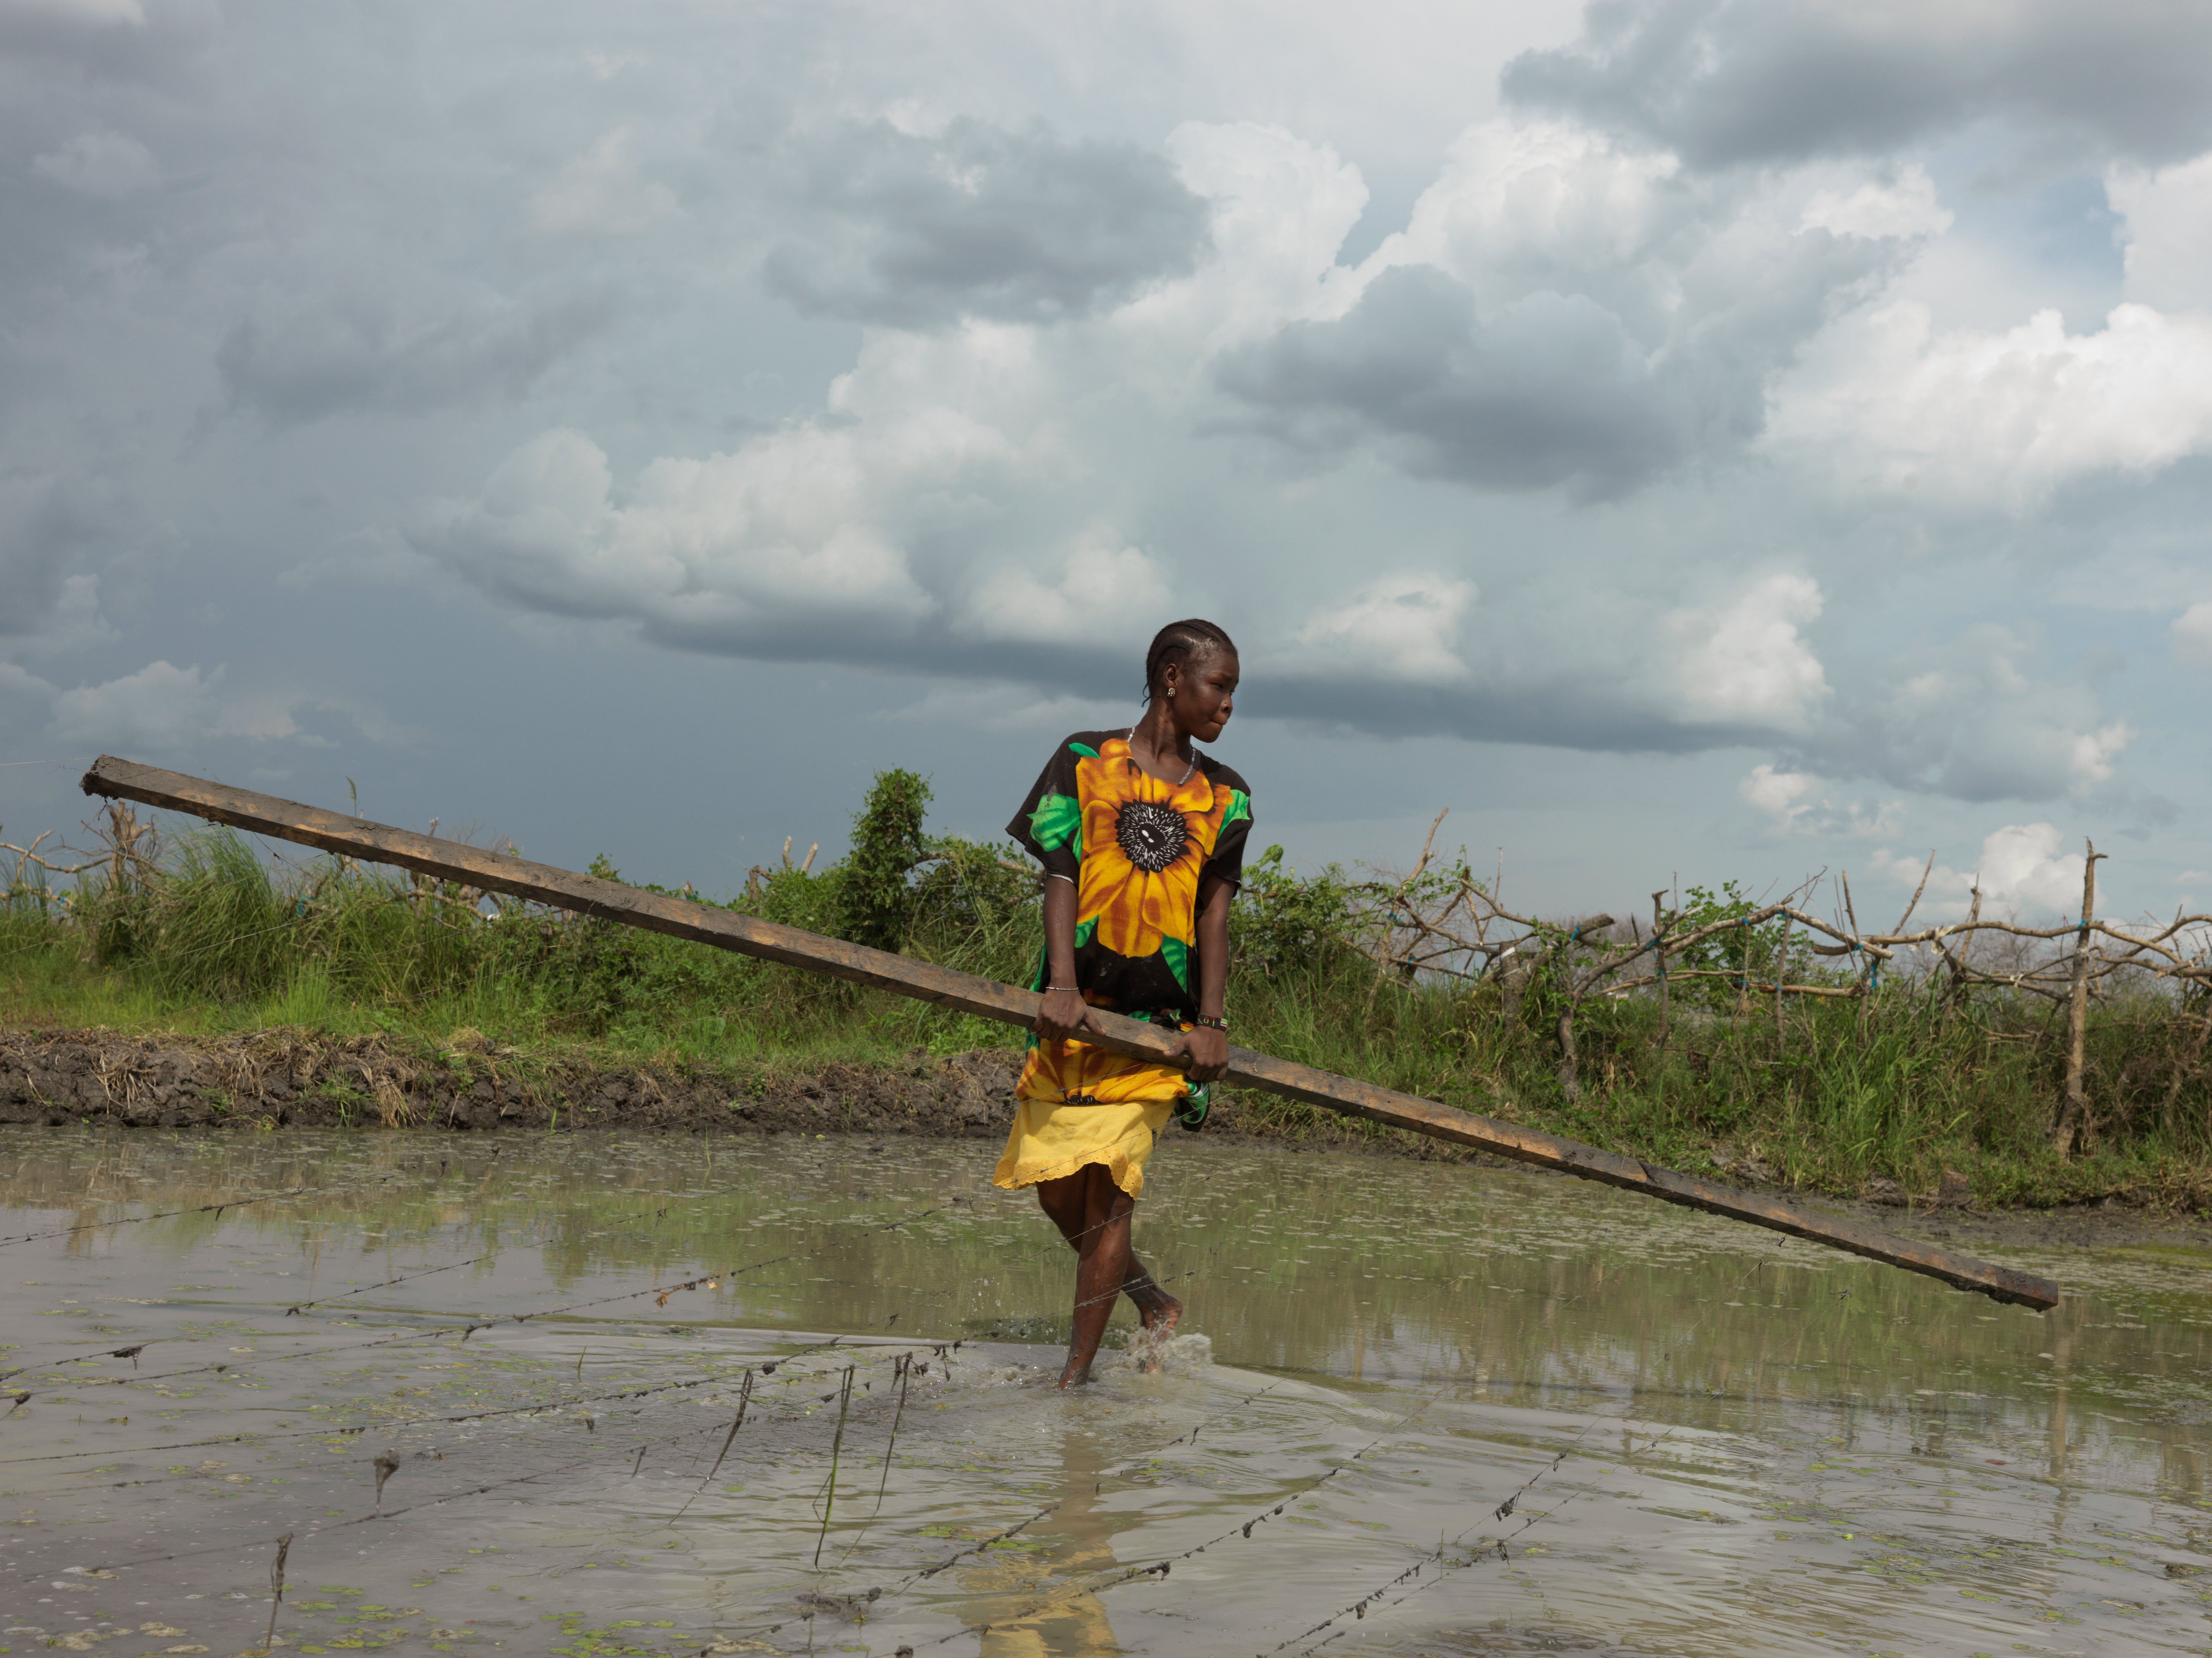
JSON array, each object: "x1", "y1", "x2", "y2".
[{"x1": 79, "y1": 755, "x2": 2061, "y2": 1312}]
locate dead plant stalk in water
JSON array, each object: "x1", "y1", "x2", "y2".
[
  {"x1": 813, "y1": 1364, "x2": 857, "y2": 1567},
  {"x1": 262, "y1": 1530, "x2": 292, "y2": 1652},
  {"x1": 674, "y1": 1368, "x2": 754, "y2": 1520}
]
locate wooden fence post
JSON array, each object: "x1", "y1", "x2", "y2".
[
  {"x1": 1942, "y1": 883, "x2": 1981, "y2": 1026},
  {"x1": 2056, "y1": 839, "x2": 2105, "y2": 1157},
  {"x1": 1841, "y1": 871, "x2": 1869, "y2": 1043},
  {"x1": 1774, "y1": 912, "x2": 1790, "y2": 1055},
  {"x1": 1556, "y1": 1007, "x2": 1579, "y2": 1101},
  {"x1": 1735, "y1": 916, "x2": 1751, "y2": 1019}
]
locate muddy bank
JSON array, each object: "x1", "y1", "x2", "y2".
[
  {"x1": 0, "y1": 1024, "x2": 1434, "y2": 1154},
  {"x1": 4, "y1": 1024, "x2": 2205, "y2": 1251},
  {"x1": 0, "y1": 1025, "x2": 1033, "y2": 1138}
]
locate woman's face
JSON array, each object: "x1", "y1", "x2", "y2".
[{"x1": 1168, "y1": 648, "x2": 1238, "y2": 743}]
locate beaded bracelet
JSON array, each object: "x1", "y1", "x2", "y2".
[{"x1": 1192, "y1": 1013, "x2": 1229, "y2": 1031}]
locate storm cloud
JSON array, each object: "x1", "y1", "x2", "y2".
[
  {"x1": 3, "y1": 0, "x2": 2208, "y2": 917},
  {"x1": 217, "y1": 287, "x2": 614, "y2": 426},
  {"x1": 762, "y1": 117, "x2": 1211, "y2": 328},
  {"x1": 1505, "y1": 0, "x2": 2212, "y2": 168},
  {"x1": 1213, "y1": 118, "x2": 1898, "y2": 495}
]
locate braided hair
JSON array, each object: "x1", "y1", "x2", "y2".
[{"x1": 1143, "y1": 618, "x2": 1237, "y2": 704}]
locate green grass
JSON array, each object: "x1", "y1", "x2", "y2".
[{"x1": 8, "y1": 775, "x2": 2212, "y2": 1212}]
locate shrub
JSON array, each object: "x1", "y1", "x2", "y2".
[{"x1": 837, "y1": 769, "x2": 932, "y2": 951}]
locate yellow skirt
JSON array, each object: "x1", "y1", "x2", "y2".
[{"x1": 991, "y1": 1035, "x2": 1185, "y2": 1198}]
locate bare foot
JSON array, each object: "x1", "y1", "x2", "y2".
[
  {"x1": 1125, "y1": 1294, "x2": 1182, "y2": 1373},
  {"x1": 1139, "y1": 1293, "x2": 1182, "y2": 1336}
]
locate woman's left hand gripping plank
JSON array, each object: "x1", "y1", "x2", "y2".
[{"x1": 1166, "y1": 872, "x2": 1234, "y2": 1083}]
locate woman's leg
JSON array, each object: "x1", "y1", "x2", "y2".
[
  {"x1": 1035, "y1": 1176, "x2": 1181, "y2": 1332},
  {"x1": 1059, "y1": 1163, "x2": 1135, "y2": 1388}
]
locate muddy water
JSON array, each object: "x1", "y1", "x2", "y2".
[{"x1": 3, "y1": 1129, "x2": 2210, "y2": 1657}]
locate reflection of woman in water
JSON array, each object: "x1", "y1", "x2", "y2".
[
  {"x1": 970, "y1": 1432, "x2": 1132, "y2": 1656},
  {"x1": 995, "y1": 619, "x2": 1252, "y2": 1389}
]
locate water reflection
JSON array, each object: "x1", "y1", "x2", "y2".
[
  {"x1": 965, "y1": 1435, "x2": 1130, "y2": 1657},
  {"x1": 4, "y1": 1125, "x2": 2212, "y2": 1655}
]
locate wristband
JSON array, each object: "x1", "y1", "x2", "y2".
[
  {"x1": 1045, "y1": 984, "x2": 1080, "y2": 993},
  {"x1": 1192, "y1": 1014, "x2": 1229, "y2": 1031}
]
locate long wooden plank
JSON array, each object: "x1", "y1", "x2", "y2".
[{"x1": 80, "y1": 755, "x2": 2061, "y2": 1311}]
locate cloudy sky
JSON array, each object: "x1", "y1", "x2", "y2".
[{"x1": 6, "y1": 0, "x2": 2212, "y2": 924}]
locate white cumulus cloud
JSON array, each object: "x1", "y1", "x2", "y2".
[
  {"x1": 1290, "y1": 575, "x2": 1476, "y2": 685},
  {"x1": 1368, "y1": 117, "x2": 1685, "y2": 293},
  {"x1": 1673, "y1": 574, "x2": 1830, "y2": 731},
  {"x1": 1741, "y1": 763, "x2": 1817, "y2": 830},
  {"x1": 1741, "y1": 763, "x2": 1901, "y2": 837},
  {"x1": 1773, "y1": 301, "x2": 2212, "y2": 508},
  {"x1": 957, "y1": 537, "x2": 1173, "y2": 646},
  {"x1": 2068, "y1": 721, "x2": 2133, "y2": 786},
  {"x1": 2107, "y1": 153, "x2": 2212, "y2": 314},
  {"x1": 1158, "y1": 120, "x2": 1370, "y2": 346},
  {"x1": 2173, "y1": 601, "x2": 2212, "y2": 666},
  {"x1": 1877, "y1": 823, "x2": 2088, "y2": 921},
  {"x1": 1800, "y1": 165, "x2": 1952, "y2": 240},
  {"x1": 421, "y1": 423, "x2": 963, "y2": 654}
]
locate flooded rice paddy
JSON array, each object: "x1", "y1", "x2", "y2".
[{"x1": 4, "y1": 1128, "x2": 2212, "y2": 1657}]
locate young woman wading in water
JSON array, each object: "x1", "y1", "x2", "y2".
[{"x1": 995, "y1": 619, "x2": 1251, "y2": 1389}]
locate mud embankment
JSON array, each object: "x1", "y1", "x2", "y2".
[
  {"x1": 0, "y1": 1026, "x2": 1403, "y2": 1152},
  {"x1": 0, "y1": 1026, "x2": 1446, "y2": 1156},
  {"x1": 0, "y1": 1027, "x2": 1029, "y2": 1138}
]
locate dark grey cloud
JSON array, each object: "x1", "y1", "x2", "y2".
[
  {"x1": 1254, "y1": 666, "x2": 1765, "y2": 756},
  {"x1": 1504, "y1": 0, "x2": 2212, "y2": 168},
  {"x1": 1216, "y1": 223, "x2": 1882, "y2": 497},
  {"x1": 0, "y1": 0, "x2": 215, "y2": 83},
  {"x1": 761, "y1": 117, "x2": 1210, "y2": 328},
  {"x1": 0, "y1": 0, "x2": 2195, "y2": 906},
  {"x1": 0, "y1": 473, "x2": 99, "y2": 636},
  {"x1": 215, "y1": 287, "x2": 612, "y2": 425},
  {"x1": 1798, "y1": 625, "x2": 2126, "y2": 805},
  {"x1": 1222, "y1": 269, "x2": 1694, "y2": 495}
]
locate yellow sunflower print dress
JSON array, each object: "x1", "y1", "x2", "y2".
[{"x1": 992, "y1": 732, "x2": 1253, "y2": 1199}]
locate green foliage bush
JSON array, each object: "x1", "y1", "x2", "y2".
[{"x1": 837, "y1": 769, "x2": 932, "y2": 951}]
